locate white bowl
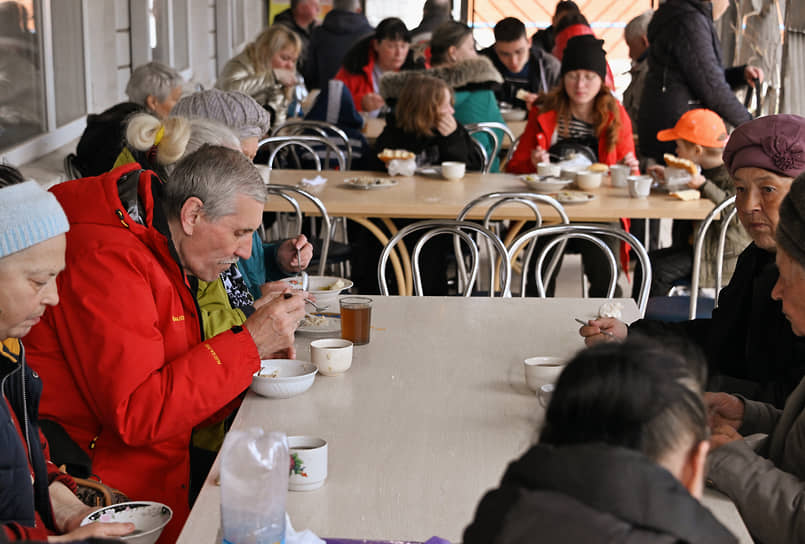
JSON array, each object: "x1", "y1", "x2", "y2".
[
  {"x1": 575, "y1": 170, "x2": 603, "y2": 190},
  {"x1": 441, "y1": 161, "x2": 466, "y2": 180},
  {"x1": 524, "y1": 356, "x2": 566, "y2": 391},
  {"x1": 310, "y1": 338, "x2": 354, "y2": 376},
  {"x1": 519, "y1": 174, "x2": 571, "y2": 193},
  {"x1": 252, "y1": 360, "x2": 317, "y2": 398},
  {"x1": 306, "y1": 275, "x2": 353, "y2": 309},
  {"x1": 80, "y1": 501, "x2": 172, "y2": 544},
  {"x1": 537, "y1": 162, "x2": 561, "y2": 177}
]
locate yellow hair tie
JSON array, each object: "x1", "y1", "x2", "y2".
[{"x1": 153, "y1": 125, "x2": 165, "y2": 146}]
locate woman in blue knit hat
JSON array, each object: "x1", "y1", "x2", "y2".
[{"x1": 0, "y1": 166, "x2": 133, "y2": 542}]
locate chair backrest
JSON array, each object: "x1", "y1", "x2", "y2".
[
  {"x1": 689, "y1": 195, "x2": 739, "y2": 319},
  {"x1": 502, "y1": 135, "x2": 521, "y2": 170},
  {"x1": 378, "y1": 220, "x2": 512, "y2": 297},
  {"x1": 508, "y1": 223, "x2": 652, "y2": 316},
  {"x1": 465, "y1": 124, "x2": 498, "y2": 173},
  {"x1": 257, "y1": 135, "x2": 346, "y2": 171},
  {"x1": 456, "y1": 192, "x2": 570, "y2": 296},
  {"x1": 63, "y1": 153, "x2": 83, "y2": 180},
  {"x1": 270, "y1": 120, "x2": 353, "y2": 169},
  {"x1": 466, "y1": 121, "x2": 515, "y2": 157},
  {"x1": 264, "y1": 184, "x2": 331, "y2": 276},
  {"x1": 467, "y1": 137, "x2": 490, "y2": 173}
]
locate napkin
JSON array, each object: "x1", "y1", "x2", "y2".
[
  {"x1": 286, "y1": 513, "x2": 325, "y2": 544},
  {"x1": 387, "y1": 158, "x2": 416, "y2": 177},
  {"x1": 301, "y1": 175, "x2": 328, "y2": 186}
]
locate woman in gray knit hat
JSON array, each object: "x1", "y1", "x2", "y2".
[
  {"x1": 582, "y1": 114, "x2": 805, "y2": 408},
  {"x1": 705, "y1": 172, "x2": 805, "y2": 544}
]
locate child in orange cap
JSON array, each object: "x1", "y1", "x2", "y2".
[{"x1": 636, "y1": 108, "x2": 751, "y2": 297}]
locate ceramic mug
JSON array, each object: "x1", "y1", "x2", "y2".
[
  {"x1": 441, "y1": 161, "x2": 466, "y2": 180},
  {"x1": 288, "y1": 436, "x2": 328, "y2": 491},
  {"x1": 524, "y1": 356, "x2": 565, "y2": 392},
  {"x1": 609, "y1": 164, "x2": 630, "y2": 188},
  {"x1": 310, "y1": 338, "x2": 353, "y2": 376},
  {"x1": 627, "y1": 175, "x2": 653, "y2": 198}
]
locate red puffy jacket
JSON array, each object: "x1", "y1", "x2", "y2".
[
  {"x1": 25, "y1": 164, "x2": 261, "y2": 544},
  {"x1": 506, "y1": 102, "x2": 635, "y2": 174},
  {"x1": 334, "y1": 49, "x2": 378, "y2": 112}
]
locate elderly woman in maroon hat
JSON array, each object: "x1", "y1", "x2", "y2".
[
  {"x1": 580, "y1": 114, "x2": 805, "y2": 408},
  {"x1": 706, "y1": 173, "x2": 805, "y2": 544}
]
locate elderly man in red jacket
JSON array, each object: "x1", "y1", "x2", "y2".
[{"x1": 25, "y1": 146, "x2": 306, "y2": 543}]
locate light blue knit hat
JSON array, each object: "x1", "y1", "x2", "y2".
[{"x1": 0, "y1": 181, "x2": 70, "y2": 258}]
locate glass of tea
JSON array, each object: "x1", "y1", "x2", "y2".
[{"x1": 340, "y1": 296, "x2": 373, "y2": 345}]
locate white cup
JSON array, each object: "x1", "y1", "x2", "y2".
[
  {"x1": 441, "y1": 161, "x2": 466, "y2": 180},
  {"x1": 524, "y1": 356, "x2": 565, "y2": 392},
  {"x1": 310, "y1": 338, "x2": 353, "y2": 376},
  {"x1": 575, "y1": 170, "x2": 602, "y2": 190},
  {"x1": 537, "y1": 162, "x2": 561, "y2": 177},
  {"x1": 627, "y1": 175, "x2": 653, "y2": 198},
  {"x1": 609, "y1": 164, "x2": 630, "y2": 187},
  {"x1": 288, "y1": 436, "x2": 328, "y2": 491}
]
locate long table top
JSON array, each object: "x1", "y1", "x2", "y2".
[
  {"x1": 177, "y1": 297, "x2": 750, "y2": 544},
  {"x1": 264, "y1": 170, "x2": 716, "y2": 221}
]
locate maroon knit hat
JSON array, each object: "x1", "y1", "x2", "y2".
[{"x1": 723, "y1": 114, "x2": 805, "y2": 178}]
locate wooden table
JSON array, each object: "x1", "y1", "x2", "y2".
[
  {"x1": 266, "y1": 170, "x2": 716, "y2": 222},
  {"x1": 177, "y1": 297, "x2": 751, "y2": 544},
  {"x1": 363, "y1": 118, "x2": 528, "y2": 143}
]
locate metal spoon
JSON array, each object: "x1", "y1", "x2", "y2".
[{"x1": 574, "y1": 317, "x2": 615, "y2": 338}]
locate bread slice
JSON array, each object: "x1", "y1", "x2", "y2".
[
  {"x1": 378, "y1": 148, "x2": 415, "y2": 164},
  {"x1": 663, "y1": 153, "x2": 698, "y2": 176},
  {"x1": 669, "y1": 189, "x2": 701, "y2": 201}
]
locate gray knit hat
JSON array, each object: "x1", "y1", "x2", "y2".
[
  {"x1": 0, "y1": 181, "x2": 69, "y2": 258},
  {"x1": 170, "y1": 89, "x2": 270, "y2": 139},
  {"x1": 777, "y1": 172, "x2": 805, "y2": 268}
]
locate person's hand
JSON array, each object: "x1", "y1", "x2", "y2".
[
  {"x1": 274, "y1": 68, "x2": 298, "y2": 88},
  {"x1": 277, "y1": 235, "x2": 313, "y2": 274},
  {"x1": 688, "y1": 173, "x2": 706, "y2": 189},
  {"x1": 622, "y1": 152, "x2": 639, "y2": 174},
  {"x1": 254, "y1": 285, "x2": 310, "y2": 310},
  {"x1": 646, "y1": 164, "x2": 666, "y2": 182},
  {"x1": 711, "y1": 424, "x2": 743, "y2": 450},
  {"x1": 579, "y1": 317, "x2": 628, "y2": 346},
  {"x1": 361, "y1": 92, "x2": 385, "y2": 112},
  {"x1": 530, "y1": 146, "x2": 550, "y2": 168},
  {"x1": 48, "y1": 521, "x2": 135, "y2": 542},
  {"x1": 521, "y1": 91, "x2": 538, "y2": 110},
  {"x1": 744, "y1": 65, "x2": 764, "y2": 85},
  {"x1": 436, "y1": 113, "x2": 457, "y2": 137},
  {"x1": 705, "y1": 392, "x2": 745, "y2": 431},
  {"x1": 244, "y1": 290, "x2": 306, "y2": 359}
]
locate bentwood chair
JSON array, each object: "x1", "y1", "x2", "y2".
[
  {"x1": 456, "y1": 192, "x2": 570, "y2": 296},
  {"x1": 509, "y1": 224, "x2": 652, "y2": 316},
  {"x1": 270, "y1": 120, "x2": 353, "y2": 170},
  {"x1": 257, "y1": 135, "x2": 346, "y2": 171},
  {"x1": 378, "y1": 220, "x2": 511, "y2": 297}
]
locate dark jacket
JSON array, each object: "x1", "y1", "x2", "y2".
[
  {"x1": 479, "y1": 45, "x2": 560, "y2": 109},
  {"x1": 463, "y1": 443, "x2": 737, "y2": 544},
  {"x1": 632, "y1": 243, "x2": 805, "y2": 407},
  {"x1": 75, "y1": 102, "x2": 146, "y2": 177},
  {"x1": 1, "y1": 339, "x2": 56, "y2": 540},
  {"x1": 530, "y1": 26, "x2": 555, "y2": 56},
  {"x1": 369, "y1": 111, "x2": 484, "y2": 172},
  {"x1": 303, "y1": 9, "x2": 373, "y2": 90},
  {"x1": 637, "y1": 0, "x2": 751, "y2": 161}
]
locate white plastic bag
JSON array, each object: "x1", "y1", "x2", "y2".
[
  {"x1": 387, "y1": 158, "x2": 416, "y2": 176},
  {"x1": 220, "y1": 428, "x2": 289, "y2": 544}
]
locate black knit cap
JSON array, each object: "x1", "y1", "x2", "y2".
[{"x1": 561, "y1": 34, "x2": 607, "y2": 81}]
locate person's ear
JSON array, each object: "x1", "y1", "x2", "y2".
[
  {"x1": 179, "y1": 196, "x2": 204, "y2": 236},
  {"x1": 447, "y1": 45, "x2": 458, "y2": 63},
  {"x1": 693, "y1": 143, "x2": 705, "y2": 160},
  {"x1": 641, "y1": 35, "x2": 649, "y2": 48},
  {"x1": 144, "y1": 94, "x2": 159, "y2": 113},
  {"x1": 680, "y1": 440, "x2": 710, "y2": 499},
  {"x1": 371, "y1": 38, "x2": 379, "y2": 54}
]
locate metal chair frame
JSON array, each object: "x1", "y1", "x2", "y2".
[
  {"x1": 257, "y1": 135, "x2": 346, "y2": 171},
  {"x1": 508, "y1": 224, "x2": 652, "y2": 316},
  {"x1": 466, "y1": 122, "x2": 516, "y2": 173},
  {"x1": 468, "y1": 138, "x2": 490, "y2": 173},
  {"x1": 270, "y1": 120, "x2": 353, "y2": 170},
  {"x1": 263, "y1": 184, "x2": 331, "y2": 276},
  {"x1": 63, "y1": 153, "x2": 83, "y2": 180},
  {"x1": 378, "y1": 220, "x2": 511, "y2": 297},
  {"x1": 456, "y1": 192, "x2": 570, "y2": 296},
  {"x1": 688, "y1": 195, "x2": 739, "y2": 319},
  {"x1": 502, "y1": 135, "x2": 521, "y2": 169},
  {"x1": 465, "y1": 125, "x2": 498, "y2": 173}
]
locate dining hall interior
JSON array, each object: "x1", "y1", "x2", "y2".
[{"x1": 2, "y1": 0, "x2": 805, "y2": 543}]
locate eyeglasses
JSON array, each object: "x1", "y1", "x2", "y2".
[{"x1": 564, "y1": 72, "x2": 600, "y2": 84}]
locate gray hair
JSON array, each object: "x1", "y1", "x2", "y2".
[
  {"x1": 126, "y1": 61, "x2": 184, "y2": 106},
  {"x1": 333, "y1": 0, "x2": 360, "y2": 11},
  {"x1": 624, "y1": 10, "x2": 652, "y2": 43},
  {"x1": 164, "y1": 145, "x2": 267, "y2": 221},
  {"x1": 183, "y1": 119, "x2": 241, "y2": 157}
]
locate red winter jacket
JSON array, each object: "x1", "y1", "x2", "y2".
[
  {"x1": 25, "y1": 164, "x2": 261, "y2": 544},
  {"x1": 334, "y1": 49, "x2": 378, "y2": 112},
  {"x1": 506, "y1": 102, "x2": 635, "y2": 174}
]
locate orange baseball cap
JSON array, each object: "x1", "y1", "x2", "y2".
[{"x1": 657, "y1": 108, "x2": 729, "y2": 148}]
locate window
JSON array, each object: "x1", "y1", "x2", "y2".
[
  {"x1": 0, "y1": 1, "x2": 46, "y2": 150},
  {"x1": 131, "y1": 0, "x2": 191, "y2": 72}
]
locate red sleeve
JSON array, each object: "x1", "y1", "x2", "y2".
[
  {"x1": 3, "y1": 521, "x2": 53, "y2": 541},
  {"x1": 614, "y1": 103, "x2": 636, "y2": 162},
  {"x1": 506, "y1": 106, "x2": 544, "y2": 174},
  {"x1": 334, "y1": 68, "x2": 363, "y2": 112}
]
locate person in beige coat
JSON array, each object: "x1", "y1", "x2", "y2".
[
  {"x1": 216, "y1": 25, "x2": 303, "y2": 128},
  {"x1": 707, "y1": 172, "x2": 805, "y2": 544}
]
